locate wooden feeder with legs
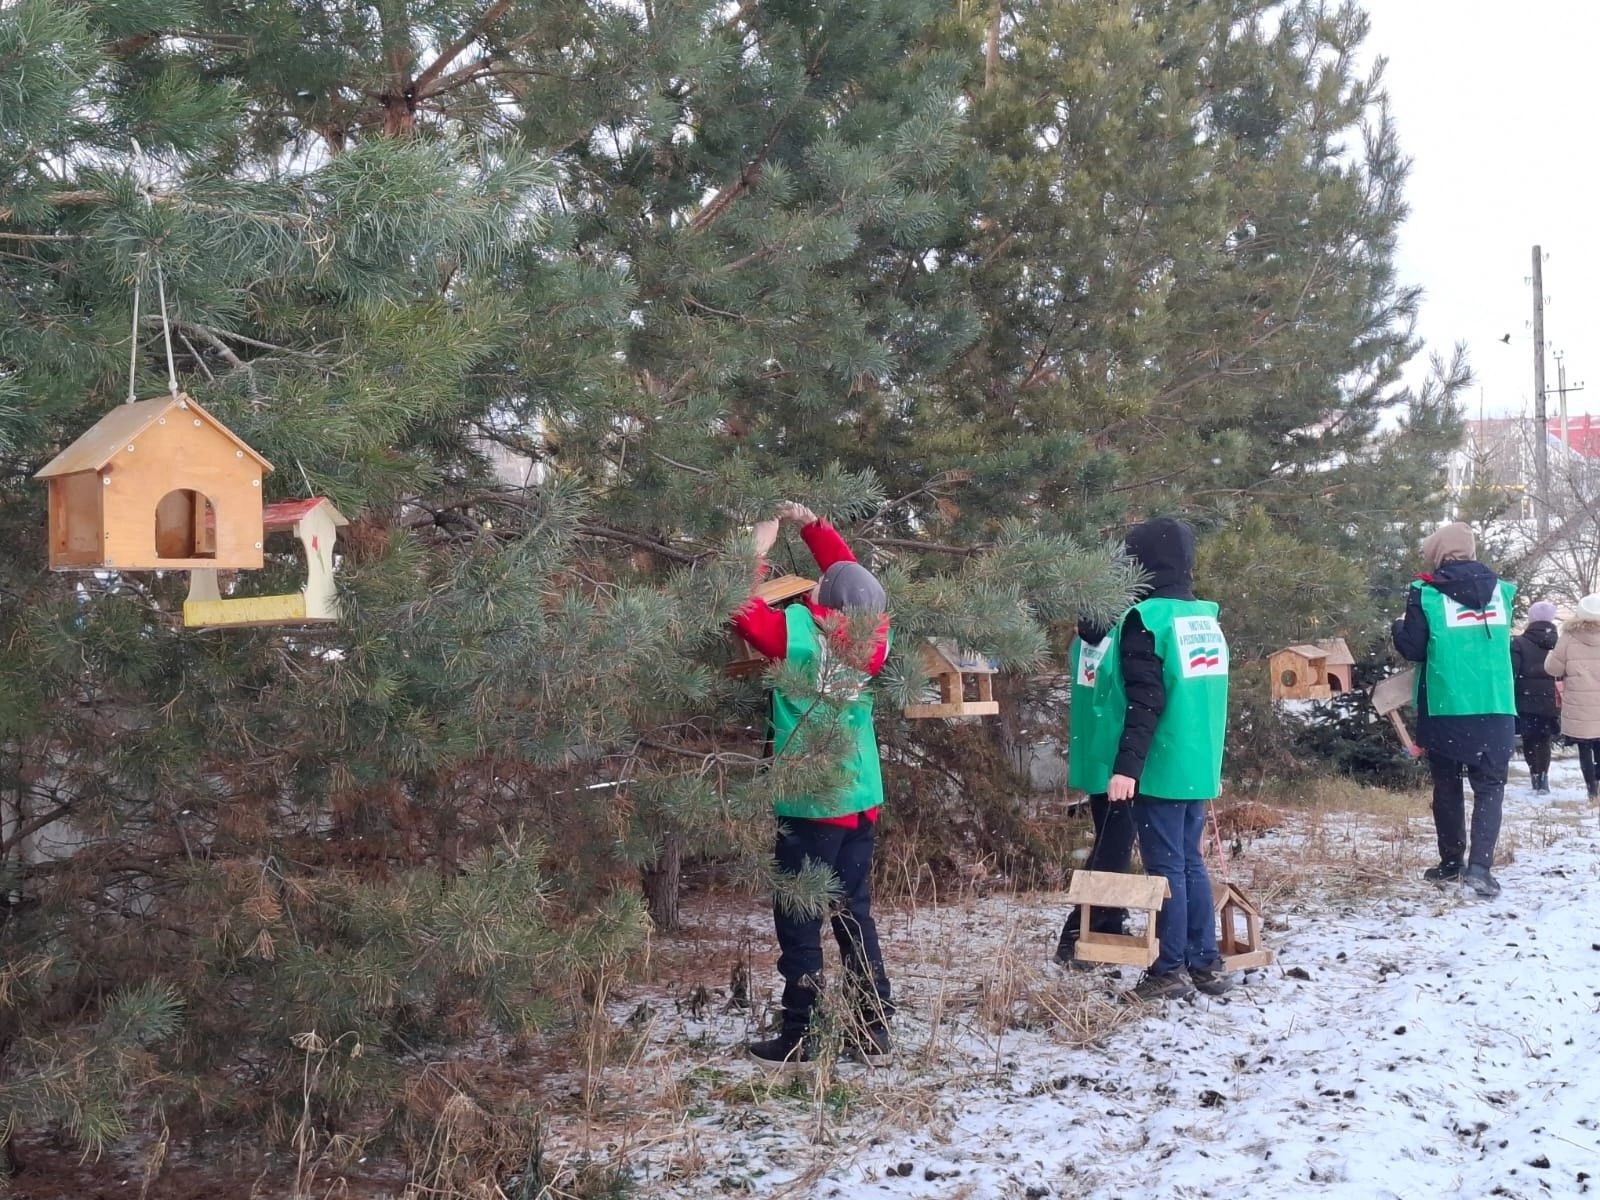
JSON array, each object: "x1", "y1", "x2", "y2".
[
  {"x1": 904, "y1": 638, "x2": 1000, "y2": 719},
  {"x1": 36, "y1": 392, "x2": 349, "y2": 630},
  {"x1": 1065, "y1": 870, "x2": 1170, "y2": 968},
  {"x1": 1211, "y1": 881, "x2": 1274, "y2": 970},
  {"x1": 728, "y1": 574, "x2": 816, "y2": 677},
  {"x1": 1314, "y1": 638, "x2": 1355, "y2": 693}
]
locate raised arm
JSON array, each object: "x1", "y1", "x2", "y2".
[{"x1": 777, "y1": 502, "x2": 858, "y2": 574}]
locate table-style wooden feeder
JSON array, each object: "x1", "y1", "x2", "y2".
[
  {"x1": 36, "y1": 393, "x2": 269, "y2": 572},
  {"x1": 184, "y1": 497, "x2": 348, "y2": 628},
  {"x1": 1065, "y1": 870, "x2": 1171, "y2": 968},
  {"x1": 36, "y1": 392, "x2": 348, "y2": 630},
  {"x1": 904, "y1": 639, "x2": 1000, "y2": 719},
  {"x1": 1212, "y1": 881, "x2": 1274, "y2": 970},
  {"x1": 728, "y1": 574, "x2": 816, "y2": 676}
]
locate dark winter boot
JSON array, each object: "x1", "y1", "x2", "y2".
[
  {"x1": 1588, "y1": 781, "x2": 1599, "y2": 802},
  {"x1": 1129, "y1": 970, "x2": 1196, "y2": 1003},
  {"x1": 1423, "y1": 861, "x2": 1464, "y2": 884},
  {"x1": 849, "y1": 1020, "x2": 893, "y2": 1061},
  {"x1": 1189, "y1": 964, "x2": 1238, "y2": 997},
  {"x1": 1462, "y1": 865, "x2": 1501, "y2": 899},
  {"x1": 747, "y1": 1030, "x2": 812, "y2": 1066}
]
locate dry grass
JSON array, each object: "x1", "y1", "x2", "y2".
[{"x1": 378, "y1": 774, "x2": 1469, "y2": 1198}]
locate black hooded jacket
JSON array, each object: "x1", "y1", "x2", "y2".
[
  {"x1": 1511, "y1": 619, "x2": 1560, "y2": 722},
  {"x1": 1113, "y1": 518, "x2": 1198, "y2": 784},
  {"x1": 1391, "y1": 559, "x2": 1515, "y2": 765}
]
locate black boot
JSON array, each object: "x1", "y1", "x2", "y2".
[
  {"x1": 850, "y1": 1020, "x2": 892, "y2": 1060},
  {"x1": 1462, "y1": 865, "x2": 1501, "y2": 898},
  {"x1": 1589, "y1": 781, "x2": 1599, "y2": 802},
  {"x1": 1423, "y1": 860, "x2": 1463, "y2": 884},
  {"x1": 748, "y1": 1030, "x2": 812, "y2": 1066}
]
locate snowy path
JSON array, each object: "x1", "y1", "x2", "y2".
[
  {"x1": 581, "y1": 764, "x2": 1600, "y2": 1199},
  {"x1": 832, "y1": 765, "x2": 1600, "y2": 1200}
]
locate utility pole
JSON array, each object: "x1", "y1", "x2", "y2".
[
  {"x1": 1532, "y1": 245, "x2": 1549, "y2": 534},
  {"x1": 1551, "y1": 350, "x2": 1586, "y2": 497}
]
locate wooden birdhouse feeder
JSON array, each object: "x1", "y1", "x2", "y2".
[
  {"x1": 1211, "y1": 881, "x2": 1273, "y2": 970},
  {"x1": 1314, "y1": 638, "x2": 1355, "y2": 693},
  {"x1": 1269, "y1": 644, "x2": 1333, "y2": 702},
  {"x1": 1065, "y1": 870, "x2": 1170, "y2": 968},
  {"x1": 36, "y1": 393, "x2": 270, "y2": 572},
  {"x1": 904, "y1": 638, "x2": 1000, "y2": 719},
  {"x1": 728, "y1": 574, "x2": 816, "y2": 677},
  {"x1": 183, "y1": 497, "x2": 348, "y2": 628}
]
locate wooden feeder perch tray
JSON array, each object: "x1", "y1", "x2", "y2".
[
  {"x1": 904, "y1": 638, "x2": 999, "y2": 719},
  {"x1": 184, "y1": 497, "x2": 348, "y2": 628},
  {"x1": 728, "y1": 574, "x2": 816, "y2": 677},
  {"x1": 1065, "y1": 870, "x2": 1170, "y2": 968},
  {"x1": 35, "y1": 392, "x2": 270, "y2": 572},
  {"x1": 1211, "y1": 880, "x2": 1274, "y2": 971},
  {"x1": 1269, "y1": 644, "x2": 1334, "y2": 702}
]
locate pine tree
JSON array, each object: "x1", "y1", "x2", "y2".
[{"x1": 0, "y1": 0, "x2": 1126, "y2": 1172}]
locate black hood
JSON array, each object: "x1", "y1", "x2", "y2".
[
  {"x1": 1428, "y1": 559, "x2": 1500, "y2": 610},
  {"x1": 1521, "y1": 620, "x2": 1558, "y2": 652},
  {"x1": 1124, "y1": 517, "x2": 1196, "y2": 600}
]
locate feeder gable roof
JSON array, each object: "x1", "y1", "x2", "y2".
[{"x1": 35, "y1": 393, "x2": 272, "y2": 479}]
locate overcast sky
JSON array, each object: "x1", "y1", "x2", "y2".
[{"x1": 1362, "y1": 1, "x2": 1598, "y2": 419}]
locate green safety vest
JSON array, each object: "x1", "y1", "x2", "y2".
[
  {"x1": 1413, "y1": 579, "x2": 1517, "y2": 717},
  {"x1": 1087, "y1": 597, "x2": 1230, "y2": 802},
  {"x1": 1067, "y1": 634, "x2": 1111, "y2": 794},
  {"x1": 769, "y1": 604, "x2": 886, "y2": 819}
]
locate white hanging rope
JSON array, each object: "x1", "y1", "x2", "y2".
[
  {"x1": 126, "y1": 260, "x2": 142, "y2": 404},
  {"x1": 153, "y1": 259, "x2": 179, "y2": 397},
  {"x1": 126, "y1": 139, "x2": 182, "y2": 402}
]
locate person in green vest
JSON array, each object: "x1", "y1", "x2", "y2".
[
  {"x1": 1090, "y1": 517, "x2": 1233, "y2": 1002},
  {"x1": 732, "y1": 502, "x2": 893, "y2": 1064},
  {"x1": 1392, "y1": 522, "x2": 1515, "y2": 897},
  {"x1": 1053, "y1": 616, "x2": 1137, "y2": 967}
]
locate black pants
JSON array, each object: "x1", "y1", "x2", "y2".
[
  {"x1": 772, "y1": 814, "x2": 892, "y2": 1037},
  {"x1": 1429, "y1": 753, "x2": 1507, "y2": 871},
  {"x1": 1055, "y1": 793, "x2": 1137, "y2": 957},
  {"x1": 1575, "y1": 738, "x2": 1600, "y2": 789},
  {"x1": 1523, "y1": 734, "x2": 1553, "y2": 775}
]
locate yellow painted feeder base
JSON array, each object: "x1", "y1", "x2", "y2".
[{"x1": 183, "y1": 497, "x2": 346, "y2": 629}]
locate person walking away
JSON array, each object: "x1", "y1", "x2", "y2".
[
  {"x1": 1544, "y1": 594, "x2": 1600, "y2": 801},
  {"x1": 1089, "y1": 517, "x2": 1232, "y2": 1002},
  {"x1": 1392, "y1": 522, "x2": 1515, "y2": 898},
  {"x1": 1054, "y1": 616, "x2": 1137, "y2": 967},
  {"x1": 733, "y1": 501, "x2": 894, "y2": 1065},
  {"x1": 1512, "y1": 600, "x2": 1560, "y2": 794}
]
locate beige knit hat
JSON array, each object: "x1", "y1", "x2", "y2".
[{"x1": 1421, "y1": 522, "x2": 1476, "y2": 571}]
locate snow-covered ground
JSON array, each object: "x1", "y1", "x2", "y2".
[{"x1": 560, "y1": 760, "x2": 1600, "y2": 1199}]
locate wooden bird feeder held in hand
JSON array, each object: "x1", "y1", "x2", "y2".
[
  {"x1": 184, "y1": 497, "x2": 348, "y2": 628},
  {"x1": 904, "y1": 638, "x2": 1000, "y2": 719},
  {"x1": 36, "y1": 393, "x2": 270, "y2": 572},
  {"x1": 1371, "y1": 666, "x2": 1422, "y2": 757},
  {"x1": 1065, "y1": 870, "x2": 1170, "y2": 968},
  {"x1": 1211, "y1": 881, "x2": 1274, "y2": 971},
  {"x1": 728, "y1": 574, "x2": 816, "y2": 677}
]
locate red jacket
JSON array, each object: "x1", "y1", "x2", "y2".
[{"x1": 733, "y1": 520, "x2": 889, "y2": 825}]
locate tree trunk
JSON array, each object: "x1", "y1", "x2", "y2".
[{"x1": 641, "y1": 834, "x2": 682, "y2": 930}]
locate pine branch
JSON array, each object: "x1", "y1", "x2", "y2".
[
  {"x1": 575, "y1": 522, "x2": 705, "y2": 564},
  {"x1": 413, "y1": 0, "x2": 515, "y2": 97}
]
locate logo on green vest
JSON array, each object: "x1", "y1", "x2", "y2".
[
  {"x1": 1076, "y1": 639, "x2": 1107, "y2": 688},
  {"x1": 1442, "y1": 595, "x2": 1506, "y2": 628},
  {"x1": 1174, "y1": 615, "x2": 1228, "y2": 678}
]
